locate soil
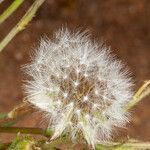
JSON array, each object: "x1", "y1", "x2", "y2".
[{"x1": 0, "y1": 0, "x2": 150, "y2": 145}]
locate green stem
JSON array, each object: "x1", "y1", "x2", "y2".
[
  {"x1": 0, "y1": 127, "x2": 150, "y2": 149},
  {"x1": 0, "y1": 0, "x2": 45, "y2": 52},
  {"x1": 126, "y1": 80, "x2": 150, "y2": 111},
  {"x1": 0, "y1": 0, "x2": 24, "y2": 24},
  {"x1": 0, "y1": 127, "x2": 52, "y2": 137},
  {"x1": 96, "y1": 142, "x2": 150, "y2": 150}
]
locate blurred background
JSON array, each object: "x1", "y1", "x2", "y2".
[{"x1": 0, "y1": 0, "x2": 150, "y2": 143}]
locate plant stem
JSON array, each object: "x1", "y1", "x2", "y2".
[
  {"x1": 126, "y1": 80, "x2": 150, "y2": 111},
  {"x1": 0, "y1": 0, "x2": 24, "y2": 24},
  {"x1": 0, "y1": 127, "x2": 52, "y2": 137},
  {"x1": 96, "y1": 141, "x2": 150, "y2": 150},
  {"x1": 0, "y1": 0, "x2": 45, "y2": 52}
]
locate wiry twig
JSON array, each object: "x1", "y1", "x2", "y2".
[
  {"x1": 126, "y1": 80, "x2": 150, "y2": 111},
  {"x1": 96, "y1": 141, "x2": 150, "y2": 150},
  {"x1": 0, "y1": 0, "x2": 45, "y2": 52},
  {"x1": 0, "y1": 127, "x2": 52, "y2": 137},
  {"x1": 0, "y1": 0, "x2": 24, "y2": 24}
]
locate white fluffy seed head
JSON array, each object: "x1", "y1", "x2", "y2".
[{"x1": 24, "y1": 28, "x2": 133, "y2": 148}]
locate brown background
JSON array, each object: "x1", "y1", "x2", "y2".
[{"x1": 0, "y1": 0, "x2": 150, "y2": 143}]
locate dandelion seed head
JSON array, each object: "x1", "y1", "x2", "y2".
[{"x1": 24, "y1": 28, "x2": 133, "y2": 148}]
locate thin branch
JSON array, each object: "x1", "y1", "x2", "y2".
[
  {"x1": 0, "y1": 127, "x2": 52, "y2": 137},
  {"x1": 126, "y1": 80, "x2": 150, "y2": 111},
  {"x1": 0, "y1": 0, "x2": 45, "y2": 52},
  {"x1": 0, "y1": 0, "x2": 24, "y2": 24},
  {"x1": 96, "y1": 141, "x2": 150, "y2": 150}
]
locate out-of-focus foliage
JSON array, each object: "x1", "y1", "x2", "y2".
[{"x1": 8, "y1": 135, "x2": 34, "y2": 150}]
